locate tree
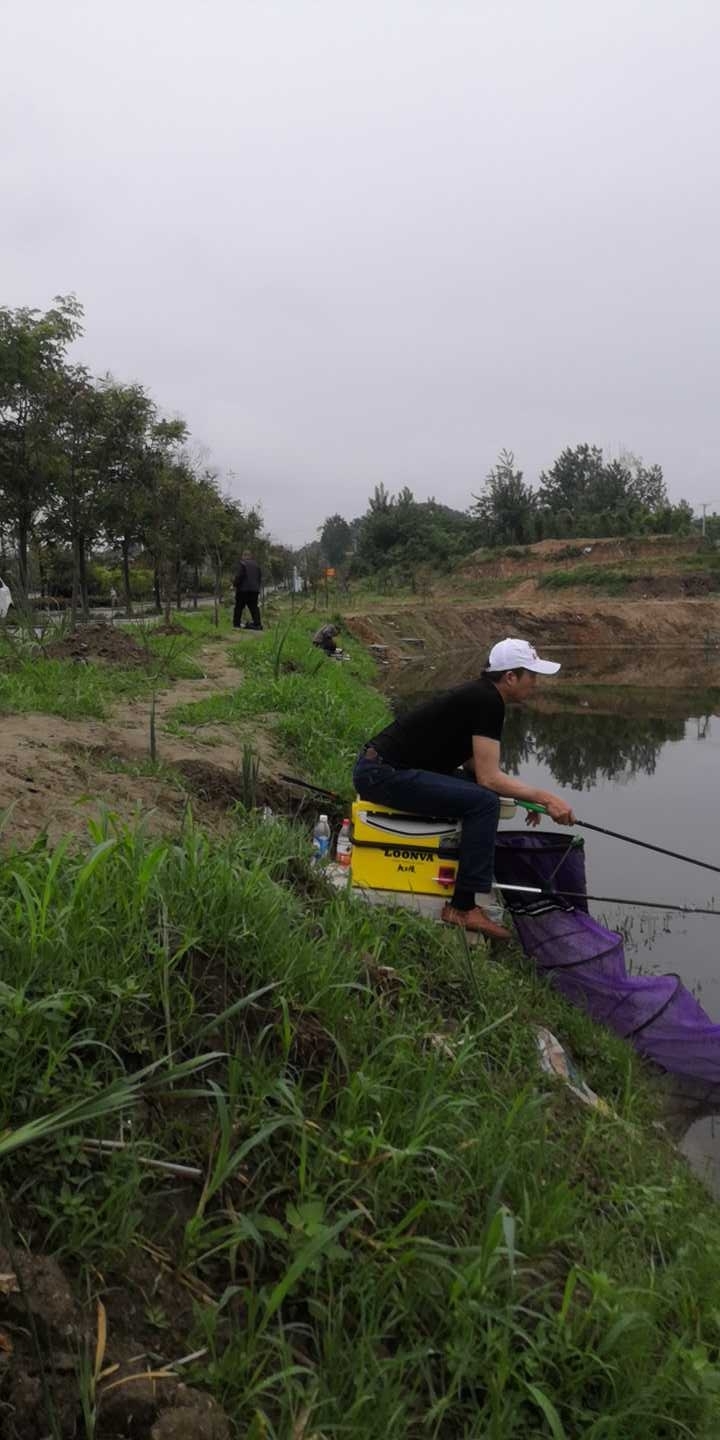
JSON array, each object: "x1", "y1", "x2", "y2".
[
  {"x1": 0, "y1": 295, "x2": 83, "y2": 599},
  {"x1": 140, "y1": 419, "x2": 190, "y2": 615},
  {"x1": 43, "y1": 363, "x2": 107, "y2": 622},
  {"x1": 472, "y1": 450, "x2": 537, "y2": 546},
  {"x1": 537, "y1": 445, "x2": 669, "y2": 538},
  {"x1": 622, "y1": 453, "x2": 667, "y2": 511},
  {"x1": 96, "y1": 380, "x2": 156, "y2": 616},
  {"x1": 320, "y1": 513, "x2": 351, "y2": 566},
  {"x1": 538, "y1": 444, "x2": 605, "y2": 527}
]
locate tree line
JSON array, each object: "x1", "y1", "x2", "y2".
[
  {"x1": 0, "y1": 296, "x2": 290, "y2": 620},
  {"x1": 1, "y1": 295, "x2": 708, "y2": 614},
  {"x1": 316, "y1": 446, "x2": 703, "y2": 589}
]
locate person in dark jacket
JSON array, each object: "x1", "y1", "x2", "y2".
[{"x1": 233, "y1": 555, "x2": 263, "y2": 630}]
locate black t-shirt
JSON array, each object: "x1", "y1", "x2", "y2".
[{"x1": 369, "y1": 678, "x2": 505, "y2": 774}]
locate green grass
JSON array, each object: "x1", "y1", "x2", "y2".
[
  {"x1": 2, "y1": 813, "x2": 720, "y2": 1436},
  {"x1": 3, "y1": 608, "x2": 720, "y2": 1434},
  {"x1": 539, "y1": 558, "x2": 720, "y2": 595},
  {"x1": 539, "y1": 565, "x2": 636, "y2": 594},
  {"x1": 166, "y1": 614, "x2": 391, "y2": 798},
  {"x1": 0, "y1": 656, "x2": 151, "y2": 719},
  {"x1": 0, "y1": 620, "x2": 209, "y2": 721}
]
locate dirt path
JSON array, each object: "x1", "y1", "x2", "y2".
[{"x1": 0, "y1": 637, "x2": 275, "y2": 848}]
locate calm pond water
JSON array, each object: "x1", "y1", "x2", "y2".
[{"x1": 388, "y1": 647, "x2": 720, "y2": 1187}]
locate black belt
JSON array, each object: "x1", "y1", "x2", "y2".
[{"x1": 361, "y1": 745, "x2": 409, "y2": 769}]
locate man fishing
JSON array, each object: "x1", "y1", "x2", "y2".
[{"x1": 353, "y1": 637, "x2": 576, "y2": 939}]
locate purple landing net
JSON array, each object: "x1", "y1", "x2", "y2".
[{"x1": 493, "y1": 832, "x2": 720, "y2": 1085}]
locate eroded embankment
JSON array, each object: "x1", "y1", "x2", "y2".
[{"x1": 343, "y1": 596, "x2": 720, "y2": 657}]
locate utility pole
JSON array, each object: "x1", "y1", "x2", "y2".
[{"x1": 700, "y1": 502, "x2": 708, "y2": 539}]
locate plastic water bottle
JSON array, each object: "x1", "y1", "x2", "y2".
[
  {"x1": 312, "y1": 814, "x2": 331, "y2": 864},
  {"x1": 335, "y1": 818, "x2": 352, "y2": 867}
]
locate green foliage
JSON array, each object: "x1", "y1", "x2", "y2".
[
  {"x1": 0, "y1": 296, "x2": 271, "y2": 619},
  {"x1": 352, "y1": 485, "x2": 480, "y2": 586},
  {"x1": 0, "y1": 814, "x2": 719, "y2": 1435},
  {"x1": 472, "y1": 449, "x2": 538, "y2": 545},
  {"x1": 536, "y1": 445, "x2": 691, "y2": 540},
  {"x1": 539, "y1": 564, "x2": 635, "y2": 594},
  {"x1": 469, "y1": 445, "x2": 695, "y2": 551},
  {"x1": 0, "y1": 295, "x2": 84, "y2": 596},
  {"x1": 319, "y1": 513, "x2": 352, "y2": 566}
]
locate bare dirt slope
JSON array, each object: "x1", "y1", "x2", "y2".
[
  {"x1": 343, "y1": 596, "x2": 720, "y2": 658},
  {"x1": 0, "y1": 636, "x2": 278, "y2": 848}
]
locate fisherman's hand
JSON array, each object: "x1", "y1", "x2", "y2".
[
  {"x1": 545, "y1": 795, "x2": 576, "y2": 826},
  {"x1": 525, "y1": 809, "x2": 542, "y2": 828}
]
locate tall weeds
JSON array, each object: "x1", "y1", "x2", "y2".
[{"x1": 0, "y1": 814, "x2": 719, "y2": 1436}]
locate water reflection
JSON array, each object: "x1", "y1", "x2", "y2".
[{"x1": 502, "y1": 709, "x2": 686, "y2": 790}]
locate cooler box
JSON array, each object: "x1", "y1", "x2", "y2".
[
  {"x1": 350, "y1": 797, "x2": 517, "y2": 898},
  {"x1": 350, "y1": 800, "x2": 460, "y2": 896}
]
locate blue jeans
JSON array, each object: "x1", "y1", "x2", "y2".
[{"x1": 353, "y1": 753, "x2": 500, "y2": 895}]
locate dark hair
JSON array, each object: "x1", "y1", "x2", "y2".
[{"x1": 483, "y1": 665, "x2": 528, "y2": 681}]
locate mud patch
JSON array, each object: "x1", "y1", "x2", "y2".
[
  {"x1": 152, "y1": 621, "x2": 192, "y2": 637},
  {"x1": 0, "y1": 1248, "x2": 230, "y2": 1439},
  {"x1": 43, "y1": 624, "x2": 150, "y2": 668},
  {"x1": 174, "y1": 759, "x2": 310, "y2": 817}
]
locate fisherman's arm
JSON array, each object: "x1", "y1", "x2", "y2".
[{"x1": 471, "y1": 736, "x2": 575, "y2": 825}]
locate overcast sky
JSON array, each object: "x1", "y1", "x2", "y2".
[{"x1": 3, "y1": 0, "x2": 719, "y2": 543}]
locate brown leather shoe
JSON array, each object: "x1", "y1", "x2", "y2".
[{"x1": 441, "y1": 903, "x2": 511, "y2": 941}]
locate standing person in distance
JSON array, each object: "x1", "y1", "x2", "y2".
[
  {"x1": 353, "y1": 638, "x2": 576, "y2": 940},
  {"x1": 233, "y1": 553, "x2": 263, "y2": 630}
]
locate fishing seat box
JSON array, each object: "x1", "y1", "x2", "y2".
[{"x1": 350, "y1": 797, "x2": 516, "y2": 898}]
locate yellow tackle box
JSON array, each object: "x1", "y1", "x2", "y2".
[
  {"x1": 350, "y1": 799, "x2": 461, "y2": 896},
  {"x1": 350, "y1": 797, "x2": 517, "y2": 897}
]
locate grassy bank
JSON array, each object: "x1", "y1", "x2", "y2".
[
  {"x1": 538, "y1": 560, "x2": 720, "y2": 595},
  {"x1": 2, "y1": 615, "x2": 720, "y2": 1436},
  {"x1": 4, "y1": 812, "x2": 720, "y2": 1438}
]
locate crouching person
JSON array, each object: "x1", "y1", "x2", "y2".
[{"x1": 312, "y1": 623, "x2": 342, "y2": 657}]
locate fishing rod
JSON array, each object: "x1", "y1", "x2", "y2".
[
  {"x1": 518, "y1": 801, "x2": 720, "y2": 877},
  {"x1": 277, "y1": 772, "x2": 341, "y2": 800},
  {"x1": 495, "y1": 883, "x2": 720, "y2": 918}
]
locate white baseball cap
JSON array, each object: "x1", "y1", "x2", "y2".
[{"x1": 487, "y1": 637, "x2": 561, "y2": 675}]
